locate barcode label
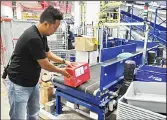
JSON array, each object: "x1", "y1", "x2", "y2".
[{"x1": 75, "y1": 66, "x2": 84, "y2": 77}]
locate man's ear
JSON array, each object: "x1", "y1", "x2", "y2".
[{"x1": 43, "y1": 21, "x2": 49, "y2": 28}]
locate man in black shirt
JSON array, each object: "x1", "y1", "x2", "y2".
[{"x1": 4, "y1": 6, "x2": 73, "y2": 120}]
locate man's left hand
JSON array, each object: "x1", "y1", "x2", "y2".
[{"x1": 65, "y1": 60, "x2": 74, "y2": 67}]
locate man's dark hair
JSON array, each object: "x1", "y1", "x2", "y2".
[{"x1": 40, "y1": 5, "x2": 63, "y2": 24}]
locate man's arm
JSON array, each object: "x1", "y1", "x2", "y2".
[
  {"x1": 46, "y1": 50, "x2": 65, "y2": 64},
  {"x1": 37, "y1": 58, "x2": 70, "y2": 78},
  {"x1": 46, "y1": 51, "x2": 74, "y2": 67},
  {"x1": 27, "y1": 38, "x2": 70, "y2": 78}
]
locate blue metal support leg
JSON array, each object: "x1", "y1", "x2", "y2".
[
  {"x1": 130, "y1": 5, "x2": 134, "y2": 40},
  {"x1": 55, "y1": 94, "x2": 62, "y2": 115},
  {"x1": 153, "y1": 8, "x2": 158, "y2": 42},
  {"x1": 98, "y1": 108, "x2": 105, "y2": 120},
  {"x1": 55, "y1": 90, "x2": 107, "y2": 120}
]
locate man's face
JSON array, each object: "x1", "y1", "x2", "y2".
[{"x1": 44, "y1": 20, "x2": 61, "y2": 36}]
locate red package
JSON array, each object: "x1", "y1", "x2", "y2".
[{"x1": 64, "y1": 62, "x2": 90, "y2": 87}]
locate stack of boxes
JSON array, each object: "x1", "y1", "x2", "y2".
[
  {"x1": 40, "y1": 81, "x2": 54, "y2": 105},
  {"x1": 75, "y1": 36, "x2": 99, "y2": 65},
  {"x1": 39, "y1": 71, "x2": 55, "y2": 113}
]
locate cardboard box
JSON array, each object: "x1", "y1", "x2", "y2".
[
  {"x1": 89, "y1": 51, "x2": 98, "y2": 65},
  {"x1": 75, "y1": 36, "x2": 98, "y2": 51},
  {"x1": 64, "y1": 62, "x2": 90, "y2": 87},
  {"x1": 76, "y1": 51, "x2": 89, "y2": 63},
  {"x1": 40, "y1": 82, "x2": 54, "y2": 105},
  {"x1": 76, "y1": 51, "x2": 98, "y2": 65},
  {"x1": 45, "y1": 100, "x2": 56, "y2": 113}
]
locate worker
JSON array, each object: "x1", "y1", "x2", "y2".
[
  {"x1": 2, "y1": 5, "x2": 73, "y2": 120},
  {"x1": 67, "y1": 25, "x2": 74, "y2": 49}
]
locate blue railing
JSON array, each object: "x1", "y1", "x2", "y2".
[{"x1": 121, "y1": 10, "x2": 166, "y2": 45}]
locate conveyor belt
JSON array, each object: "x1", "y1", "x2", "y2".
[
  {"x1": 52, "y1": 50, "x2": 143, "y2": 96},
  {"x1": 52, "y1": 64, "x2": 101, "y2": 96}
]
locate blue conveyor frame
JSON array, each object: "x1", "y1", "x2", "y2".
[{"x1": 53, "y1": 41, "x2": 158, "y2": 120}]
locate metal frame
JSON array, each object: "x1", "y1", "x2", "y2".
[
  {"x1": 152, "y1": 8, "x2": 166, "y2": 44},
  {"x1": 100, "y1": 42, "x2": 158, "y2": 91},
  {"x1": 127, "y1": 40, "x2": 158, "y2": 49},
  {"x1": 98, "y1": 21, "x2": 149, "y2": 64},
  {"x1": 53, "y1": 53, "x2": 143, "y2": 120},
  {"x1": 117, "y1": 96, "x2": 166, "y2": 119},
  {"x1": 1, "y1": 18, "x2": 15, "y2": 66},
  {"x1": 51, "y1": 3, "x2": 163, "y2": 119},
  {"x1": 120, "y1": 5, "x2": 166, "y2": 45},
  {"x1": 99, "y1": 1, "x2": 122, "y2": 23},
  {"x1": 100, "y1": 53, "x2": 143, "y2": 91},
  {"x1": 11, "y1": 19, "x2": 38, "y2": 46},
  {"x1": 53, "y1": 41, "x2": 158, "y2": 120},
  {"x1": 136, "y1": 65, "x2": 166, "y2": 82},
  {"x1": 55, "y1": 89, "x2": 105, "y2": 120},
  {"x1": 100, "y1": 43, "x2": 137, "y2": 62}
]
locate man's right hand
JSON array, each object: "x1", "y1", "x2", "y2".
[
  {"x1": 37, "y1": 58, "x2": 72, "y2": 78},
  {"x1": 58, "y1": 68, "x2": 71, "y2": 78}
]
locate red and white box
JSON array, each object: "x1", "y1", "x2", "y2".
[{"x1": 64, "y1": 62, "x2": 90, "y2": 87}]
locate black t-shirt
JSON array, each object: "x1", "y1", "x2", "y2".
[{"x1": 7, "y1": 25, "x2": 49, "y2": 87}]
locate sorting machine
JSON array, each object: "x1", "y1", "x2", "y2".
[{"x1": 51, "y1": 40, "x2": 159, "y2": 120}]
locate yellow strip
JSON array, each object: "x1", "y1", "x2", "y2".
[{"x1": 1, "y1": 92, "x2": 7, "y2": 96}]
